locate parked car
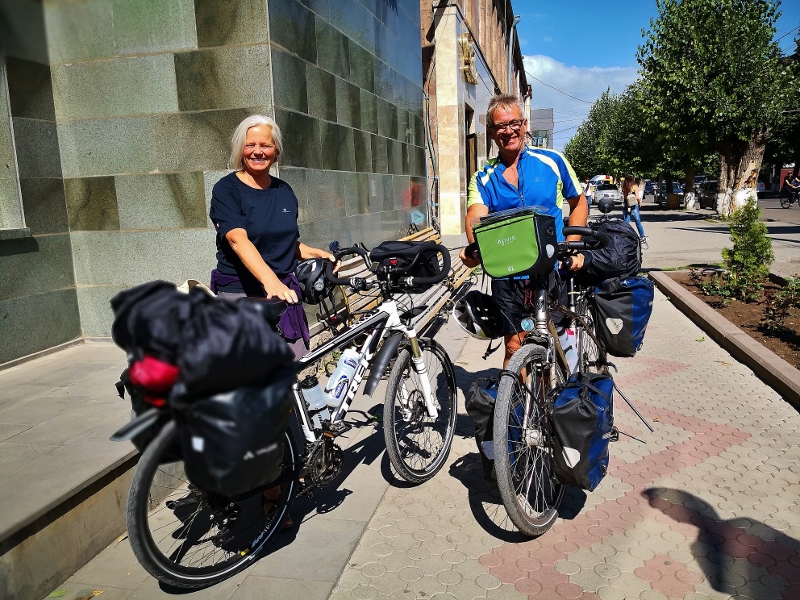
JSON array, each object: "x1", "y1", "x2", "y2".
[
  {"x1": 593, "y1": 183, "x2": 621, "y2": 205},
  {"x1": 655, "y1": 181, "x2": 684, "y2": 206},
  {"x1": 693, "y1": 175, "x2": 708, "y2": 193},
  {"x1": 757, "y1": 181, "x2": 765, "y2": 197},
  {"x1": 644, "y1": 180, "x2": 657, "y2": 196},
  {"x1": 698, "y1": 180, "x2": 718, "y2": 209}
]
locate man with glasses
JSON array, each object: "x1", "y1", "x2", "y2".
[{"x1": 458, "y1": 94, "x2": 589, "y2": 367}]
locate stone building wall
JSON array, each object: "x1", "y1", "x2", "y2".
[{"x1": 0, "y1": 0, "x2": 425, "y2": 361}]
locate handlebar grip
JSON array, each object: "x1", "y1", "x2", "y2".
[
  {"x1": 562, "y1": 226, "x2": 609, "y2": 250},
  {"x1": 324, "y1": 258, "x2": 357, "y2": 286},
  {"x1": 464, "y1": 241, "x2": 480, "y2": 260}
]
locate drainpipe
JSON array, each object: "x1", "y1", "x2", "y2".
[{"x1": 507, "y1": 14, "x2": 520, "y2": 93}]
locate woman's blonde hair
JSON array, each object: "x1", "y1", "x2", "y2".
[{"x1": 229, "y1": 115, "x2": 283, "y2": 170}]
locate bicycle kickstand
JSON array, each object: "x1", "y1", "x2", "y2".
[{"x1": 612, "y1": 382, "x2": 654, "y2": 432}]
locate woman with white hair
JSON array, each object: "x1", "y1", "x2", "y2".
[{"x1": 209, "y1": 115, "x2": 334, "y2": 359}]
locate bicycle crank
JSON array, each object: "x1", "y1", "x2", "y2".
[{"x1": 304, "y1": 438, "x2": 343, "y2": 488}]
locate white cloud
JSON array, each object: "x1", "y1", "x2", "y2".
[
  {"x1": 542, "y1": 36, "x2": 553, "y2": 43},
  {"x1": 523, "y1": 55, "x2": 639, "y2": 151}
]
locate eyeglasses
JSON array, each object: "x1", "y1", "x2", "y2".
[{"x1": 489, "y1": 119, "x2": 524, "y2": 133}]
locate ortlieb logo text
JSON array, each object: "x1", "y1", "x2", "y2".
[{"x1": 497, "y1": 235, "x2": 516, "y2": 246}]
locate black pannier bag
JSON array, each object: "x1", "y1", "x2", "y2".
[
  {"x1": 464, "y1": 377, "x2": 499, "y2": 480},
  {"x1": 582, "y1": 219, "x2": 641, "y2": 283},
  {"x1": 370, "y1": 240, "x2": 443, "y2": 291},
  {"x1": 173, "y1": 368, "x2": 296, "y2": 497},
  {"x1": 593, "y1": 276, "x2": 655, "y2": 357},
  {"x1": 174, "y1": 289, "x2": 296, "y2": 400},
  {"x1": 551, "y1": 372, "x2": 615, "y2": 491}
]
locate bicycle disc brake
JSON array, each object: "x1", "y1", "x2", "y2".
[{"x1": 305, "y1": 438, "x2": 343, "y2": 488}]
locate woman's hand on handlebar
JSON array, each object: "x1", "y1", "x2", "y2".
[{"x1": 263, "y1": 277, "x2": 299, "y2": 304}]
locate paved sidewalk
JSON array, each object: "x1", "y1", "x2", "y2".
[{"x1": 45, "y1": 287, "x2": 800, "y2": 599}]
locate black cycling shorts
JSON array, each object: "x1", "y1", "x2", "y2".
[{"x1": 491, "y1": 271, "x2": 565, "y2": 336}]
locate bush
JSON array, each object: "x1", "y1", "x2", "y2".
[{"x1": 760, "y1": 277, "x2": 800, "y2": 334}]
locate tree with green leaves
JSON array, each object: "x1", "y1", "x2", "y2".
[
  {"x1": 564, "y1": 89, "x2": 618, "y2": 179},
  {"x1": 637, "y1": 0, "x2": 791, "y2": 215}
]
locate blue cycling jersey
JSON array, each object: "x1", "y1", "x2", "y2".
[{"x1": 467, "y1": 147, "x2": 583, "y2": 242}]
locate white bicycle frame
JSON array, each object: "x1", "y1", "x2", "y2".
[{"x1": 291, "y1": 299, "x2": 437, "y2": 444}]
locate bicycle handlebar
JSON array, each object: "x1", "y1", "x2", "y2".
[{"x1": 323, "y1": 242, "x2": 451, "y2": 290}]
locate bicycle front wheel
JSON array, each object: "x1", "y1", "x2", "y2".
[
  {"x1": 383, "y1": 338, "x2": 457, "y2": 484},
  {"x1": 493, "y1": 344, "x2": 565, "y2": 537},
  {"x1": 127, "y1": 421, "x2": 298, "y2": 588}
]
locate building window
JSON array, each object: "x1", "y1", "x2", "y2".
[{"x1": 0, "y1": 58, "x2": 24, "y2": 231}]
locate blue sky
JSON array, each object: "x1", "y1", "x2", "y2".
[{"x1": 516, "y1": 0, "x2": 800, "y2": 151}]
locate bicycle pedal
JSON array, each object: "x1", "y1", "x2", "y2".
[{"x1": 324, "y1": 421, "x2": 352, "y2": 438}]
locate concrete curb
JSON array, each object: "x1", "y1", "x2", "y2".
[{"x1": 649, "y1": 271, "x2": 800, "y2": 411}]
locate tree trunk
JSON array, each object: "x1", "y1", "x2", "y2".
[
  {"x1": 684, "y1": 165, "x2": 696, "y2": 210},
  {"x1": 716, "y1": 133, "x2": 768, "y2": 216}
]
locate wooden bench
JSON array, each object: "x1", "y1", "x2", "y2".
[{"x1": 307, "y1": 227, "x2": 473, "y2": 339}]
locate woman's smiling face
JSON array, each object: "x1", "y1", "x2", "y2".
[{"x1": 241, "y1": 125, "x2": 278, "y2": 176}]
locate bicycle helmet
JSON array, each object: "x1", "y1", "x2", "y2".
[
  {"x1": 294, "y1": 258, "x2": 334, "y2": 305},
  {"x1": 452, "y1": 290, "x2": 505, "y2": 340}
]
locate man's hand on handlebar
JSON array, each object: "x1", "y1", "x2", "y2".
[
  {"x1": 459, "y1": 243, "x2": 481, "y2": 269},
  {"x1": 562, "y1": 253, "x2": 584, "y2": 271}
]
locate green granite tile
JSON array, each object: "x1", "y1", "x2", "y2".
[
  {"x1": 58, "y1": 117, "x2": 155, "y2": 178},
  {"x1": 115, "y1": 172, "x2": 206, "y2": 230},
  {"x1": 111, "y1": 0, "x2": 197, "y2": 55},
  {"x1": 52, "y1": 55, "x2": 178, "y2": 121},
  {"x1": 376, "y1": 97, "x2": 398, "y2": 139},
  {"x1": 306, "y1": 65, "x2": 336, "y2": 122},
  {"x1": 0, "y1": 1, "x2": 48, "y2": 64},
  {"x1": 315, "y1": 17, "x2": 349, "y2": 79},
  {"x1": 0, "y1": 289, "x2": 81, "y2": 364},
  {"x1": 277, "y1": 167, "x2": 309, "y2": 223},
  {"x1": 175, "y1": 45, "x2": 271, "y2": 112},
  {"x1": 274, "y1": 109, "x2": 322, "y2": 169},
  {"x1": 0, "y1": 179, "x2": 23, "y2": 229},
  {"x1": 387, "y1": 138, "x2": 402, "y2": 175},
  {"x1": 353, "y1": 129, "x2": 372, "y2": 172},
  {"x1": 372, "y1": 14, "x2": 387, "y2": 62},
  {"x1": 320, "y1": 122, "x2": 355, "y2": 171},
  {"x1": 64, "y1": 177, "x2": 119, "y2": 231},
  {"x1": 342, "y1": 171, "x2": 368, "y2": 216},
  {"x1": 4, "y1": 57, "x2": 55, "y2": 120},
  {"x1": 411, "y1": 145, "x2": 425, "y2": 177},
  {"x1": 300, "y1": 0, "x2": 328, "y2": 17},
  {"x1": 330, "y1": 0, "x2": 374, "y2": 54},
  {"x1": 372, "y1": 57, "x2": 390, "y2": 101},
  {"x1": 268, "y1": 0, "x2": 317, "y2": 63},
  {"x1": 154, "y1": 108, "x2": 253, "y2": 173},
  {"x1": 359, "y1": 90, "x2": 377, "y2": 134},
  {"x1": 371, "y1": 134, "x2": 387, "y2": 174},
  {"x1": 347, "y1": 40, "x2": 374, "y2": 92},
  {"x1": 179, "y1": 228, "x2": 217, "y2": 284},
  {"x1": 335, "y1": 77, "x2": 360, "y2": 128},
  {"x1": 13, "y1": 118, "x2": 62, "y2": 179},
  {"x1": 367, "y1": 173, "x2": 383, "y2": 213},
  {"x1": 70, "y1": 230, "x2": 185, "y2": 286},
  {"x1": 44, "y1": 0, "x2": 114, "y2": 62},
  {"x1": 0, "y1": 116, "x2": 15, "y2": 171},
  {"x1": 74, "y1": 284, "x2": 123, "y2": 338},
  {"x1": 271, "y1": 50, "x2": 309, "y2": 114},
  {"x1": 412, "y1": 113, "x2": 424, "y2": 148},
  {"x1": 194, "y1": 0, "x2": 268, "y2": 48},
  {"x1": 306, "y1": 169, "x2": 345, "y2": 221},
  {"x1": 19, "y1": 178, "x2": 69, "y2": 235},
  {"x1": 0, "y1": 233, "x2": 76, "y2": 302}
]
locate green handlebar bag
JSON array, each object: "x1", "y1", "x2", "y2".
[{"x1": 473, "y1": 207, "x2": 558, "y2": 278}]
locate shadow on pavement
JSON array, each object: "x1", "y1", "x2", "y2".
[{"x1": 642, "y1": 488, "x2": 800, "y2": 595}]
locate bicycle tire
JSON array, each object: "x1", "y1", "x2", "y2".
[
  {"x1": 383, "y1": 338, "x2": 457, "y2": 484},
  {"x1": 493, "y1": 344, "x2": 565, "y2": 537},
  {"x1": 780, "y1": 189, "x2": 792, "y2": 209},
  {"x1": 127, "y1": 421, "x2": 298, "y2": 588},
  {"x1": 575, "y1": 294, "x2": 607, "y2": 375}
]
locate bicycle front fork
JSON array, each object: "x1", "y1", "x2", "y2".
[{"x1": 404, "y1": 337, "x2": 438, "y2": 419}]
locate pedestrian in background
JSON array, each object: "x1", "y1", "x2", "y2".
[{"x1": 622, "y1": 173, "x2": 646, "y2": 240}]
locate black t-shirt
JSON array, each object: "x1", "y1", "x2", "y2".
[{"x1": 210, "y1": 172, "x2": 299, "y2": 293}]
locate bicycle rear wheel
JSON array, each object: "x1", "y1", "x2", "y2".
[
  {"x1": 493, "y1": 344, "x2": 565, "y2": 537},
  {"x1": 780, "y1": 189, "x2": 792, "y2": 209},
  {"x1": 127, "y1": 421, "x2": 298, "y2": 588},
  {"x1": 384, "y1": 338, "x2": 457, "y2": 484}
]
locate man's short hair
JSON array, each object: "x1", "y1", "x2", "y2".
[{"x1": 486, "y1": 94, "x2": 525, "y2": 126}]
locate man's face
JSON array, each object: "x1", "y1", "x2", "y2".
[{"x1": 488, "y1": 105, "x2": 527, "y2": 155}]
